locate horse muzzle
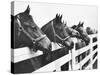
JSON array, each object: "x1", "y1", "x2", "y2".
[{"x1": 64, "y1": 41, "x2": 74, "y2": 50}]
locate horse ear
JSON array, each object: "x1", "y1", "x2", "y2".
[
  {"x1": 79, "y1": 22, "x2": 84, "y2": 27},
  {"x1": 24, "y1": 5, "x2": 30, "y2": 14},
  {"x1": 60, "y1": 15, "x2": 62, "y2": 20},
  {"x1": 56, "y1": 13, "x2": 58, "y2": 18},
  {"x1": 78, "y1": 21, "x2": 82, "y2": 27},
  {"x1": 81, "y1": 22, "x2": 84, "y2": 26},
  {"x1": 72, "y1": 25, "x2": 77, "y2": 29},
  {"x1": 79, "y1": 21, "x2": 81, "y2": 25}
]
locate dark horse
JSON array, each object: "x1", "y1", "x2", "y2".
[
  {"x1": 86, "y1": 27, "x2": 97, "y2": 35},
  {"x1": 11, "y1": 5, "x2": 52, "y2": 61},
  {"x1": 72, "y1": 21, "x2": 90, "y2": 46},
  {"x1": 41, "y1": 14, "x2": 74, "y2": 50},
  {"x1": 64, "y1": 22, "x2": 81, "y2": 38},
  {"x1": 71, "y1": 22, "x2": 90, "y2": 65}
]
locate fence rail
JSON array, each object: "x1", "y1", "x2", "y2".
[
  {"x1": 71, "y1": 34, "x2": 97, "y2": 70},
  {"x1": 34, "y1": 34, "x2": 98, "y2": 72},
  {"x1": 12, "y1": 34, "x2": 98, "y2": 73}
]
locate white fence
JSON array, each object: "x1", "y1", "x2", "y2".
[
  {"x1": 34, "y1": 34, "x2": 98, "y2": 72},
  {"x1": 12, "y1": 34, "x2": 98, "y2": 73},
  {"x1": 71, "y1": 34, "x2": 97, "y2": 70}
]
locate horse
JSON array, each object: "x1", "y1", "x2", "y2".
[
  {"x1": 64, "y1": 22, "x2": 81, "y2": 39},
  {"x1": 71, "y1": 22, "x2": 90, "y2": 65},
  {"x1": 41, "y1": 14, "x2": 74, "y2": 50},
  {"x1": 72, "y1": 21, "x2": 90, "y2": 46},
  {"x1": 86, "y1": 27, "x2": 97, "y2": 35},
  {"x1": 41, "y1": 14, "x2": 75, "y2": 70},
  {"x1": 63, "y1": 21, "x2": 87, "y2": 50},
  {"x1": 11, "y1": 5, "x2": 52, "y2": 63}
]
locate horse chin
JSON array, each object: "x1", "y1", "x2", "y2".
[
  {"x1": 35, "y1": 43, "x2": 52, "y2": 61},
  {"x1": 42, "y1": 46, "x2": 52, "y2": 62}
]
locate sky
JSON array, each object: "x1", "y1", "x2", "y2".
[{"x1": 13, "y1": 1, "x2": 98, "y2": 30}]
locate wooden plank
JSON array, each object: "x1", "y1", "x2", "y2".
[
  {"x1": 88, "y1": 34, "x2": 97, "y2": 38},
  {"x1": 92, "y1": 56, "x2": 98, "y2": 66},
  {"x1": 12, "y1": 42, "x2": 63, "y2": 63},
  {"x1": 74, "y1": 41, "x2": 97, "y2": 57},
  {"x1": 92, "y1": 42, "x2": 97, "y2": 47},
  {"x1": 74, "y1": 53, "x2": 91, "y2": 70},
  {"x1": 13, "y1": 51, "x2": 43, "y2": 63},
  {"x1": 75, "y1": 49, "x2": 97, "y2": 70},
  {"x1": 12, "y1": 47, "x2": 69, "y2": 74},
  {"x1": 12, "y1": 34, "x2": 98, "y2": 73},
  {"x1": 92, "y1": 49, "x2": 97, "y2": 55},
  {"x1": 12, "y1": 47, "x2": 30, "y2": 57},
  {"x1": 74, "y1": 45, "x2": 90, "y2": 57},
  {"x1": 12, "y1": 50, "x2": 43, "y2": 63},
  {"x1": 85, "y1": 56, "x2": 97, "y2": 70},
  {"x1": 34, "y1": 53, "x2": 71, "y2": 72},
  {"x1": 71, "y1": 42, "x2": 76, "y2": 70}
]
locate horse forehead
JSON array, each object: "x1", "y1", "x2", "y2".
[
  {"x1": 19, "y1": 13, "x2": 31, "y2": 19},
  {"x1": 66, "y1": 27, "x2": 73, "y2": 32},
  {"x1": 78, "y1": 27, "x2": 83, "y2": 31},
  {"x1": 23, "y1": 16, "x2": 31, "y2": 20},
  {"x1": 73, "y1": 29, "x2": 78, "y2": 33}
]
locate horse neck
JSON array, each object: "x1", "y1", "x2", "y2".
[
  {"x1": 66, "y1": 27, "x2": 71, "y2": 34},
  {"x1": 41, "y1": 20, "x2": 60, "y2": 43},
  {"x1": 78, "y1": 28, "x2": 90, "y2": 44}
]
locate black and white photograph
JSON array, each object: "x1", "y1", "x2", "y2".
[{"x1": 11, "y1": 1, "x2": 98, "y2": 74}]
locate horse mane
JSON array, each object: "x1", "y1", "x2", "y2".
[
  {"x1": 71, "y1": 25, "x2": 77, "y2": 29},
  {"x1": 41, "y1": 20, "x2": 53, "y2": 33},
  {"x1": 41, "y1": 14, "x2": 63, "y2": 42},
  {"x1": 55, "y1": 14, "x2": 62, "y2": 23},
  {"x1": 41, "y1": 14, "x2": 63, "y2": 32}
]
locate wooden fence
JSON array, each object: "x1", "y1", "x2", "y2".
[{"x1": 11, "y1": 34, "x2": 98, "y2": 74}]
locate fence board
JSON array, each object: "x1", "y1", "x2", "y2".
[
  {"x1": 74, "y1": 45, "x2": 90, "y2": 57},
  {"x1": 74, "y1": 53, "x2": 91, "y2": 70},
  {"x1": 34, "y1": 53, "x2": 71, "y2": 72},
  {"x1": 12, "y1": 34, "x2": 98, "y2": 73},
  {"x1": 85, "y1": 56, "x2": 97, "y2": 70}
]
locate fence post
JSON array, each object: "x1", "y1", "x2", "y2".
[
  {"x1": 71, "y1": 41, "x2": 76, "y2": 70},
  {"x1": 89, "y1": 36, "x2": 93, "y2": 70},
  {"x1": 55, "y1": 60, "x2": 61, "y2": 71},
  {"x1": 69, "y1": 50, "x2": 72, "y2": 70}
]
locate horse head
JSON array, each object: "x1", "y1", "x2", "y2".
[
  {"x1": 72, "y1": 21, "x2": 90, "y2": 45},
  {"x1": 41, "y1": 14, "x2": 74, "y2": 50},
  {"x1": 12, "y1": 5, "x2": 52, "y2": 55},
  {"x1": 86, "y1": 27, "x2": 97, "y2": 35},
  {"x1": 64, "y1": 21, "x2": 81, "y2": 38}
]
